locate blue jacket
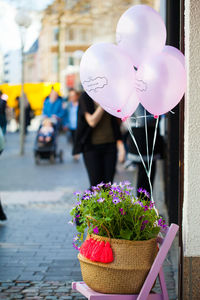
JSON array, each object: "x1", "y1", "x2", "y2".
[{"x1": 43, "y1": 96, "x2": 65, "y2": 119}]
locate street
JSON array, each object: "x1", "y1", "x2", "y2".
[{"x1": 0, "y1": 131, "x2": 177, "y2": 299}]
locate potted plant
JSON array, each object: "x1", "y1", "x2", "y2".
[{"x1": 69, "y1": 181, "x2": 167, "y2": 294}]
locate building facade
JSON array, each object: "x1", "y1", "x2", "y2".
[
  {"x1": 183, "y1": 0, "x2": 200, "y2": 298},
  {"x1": 24, "y1": 39, "x2": 39, "y2": 83},
  {"x1": 38, "y1": 0, "x2": 160, "y2": 94},
  {"x1": 3, "y1": 50, "x2": 22, "y2": 84}
]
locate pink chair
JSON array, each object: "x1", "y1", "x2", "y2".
[{"x1": 72, "y1": 223, "x2": 178, "y2": 300}]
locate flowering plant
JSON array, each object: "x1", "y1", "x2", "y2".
[{"x1": 70, "y1": 181, "x2": 167, "y2": 249}]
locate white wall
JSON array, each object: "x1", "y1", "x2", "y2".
[{"x1": 183, "y1": 0, "x2": 200, "y2": 257}]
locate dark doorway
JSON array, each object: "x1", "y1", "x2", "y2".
[{"x1": 165, "y1": 0, "x2": 185, "y2": 299}]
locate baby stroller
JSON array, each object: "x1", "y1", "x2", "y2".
[{"x1": 34, "y1": 119, "x2": 63, "y2": 165}]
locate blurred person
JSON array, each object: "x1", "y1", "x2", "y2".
[
  {"x1": 15, "y1": 95, "x2": 34, "y2": 133},
  {"x1": 127, "y1": 104, "x2": 163, "y2": 195},
  {"x1": 0, "y1": 91, "x2": 7, "y2": 135},
  {"x1": 63, "y1": 88, "x2": 80, "y2": 160},
  {"x1": 65, "y1": 88, "x2": 79, "y2": 135},
  {"x1": 0, "y1": 125, "x2": 7, "y2": 221},
  {"x1": 73, "y1": 92, "x2": 125, "y2": 187},
  {"x1": 38, "y1": 118, "x2": 54, "y2": 144},
  {"x1": 42, "y1": 88, "x2": 64, "y2": 129}
]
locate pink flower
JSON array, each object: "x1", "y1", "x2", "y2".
[
  {"x1": 119, "y1": 208, "x2": 126, "y2": 215},
  {"x1": 93, "y1": 226, "x2": 99, "y2": 234}
]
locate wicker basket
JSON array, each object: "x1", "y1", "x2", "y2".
[{"x1": 78, "y1": 233, "x2": 158, "y2": 294}]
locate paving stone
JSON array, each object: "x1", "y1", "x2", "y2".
[{"x1": 0, "y1": 133, "x2": 177, "y2": 299}]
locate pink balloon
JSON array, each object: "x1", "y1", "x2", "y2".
[
  {"x1": 80, "y1": 43, "x2": 137, "y2": 116},
  {"x1": 163, "y1": 46, "x2": 185, "y2": 67},
  {"x1": 116, "y1": 5, "x2": 166, "y2": 67},
  {"x1": 101, "y1": 92, "x2": 139, "y2": 120},
  {"x1": 136, "y1": 52, "x2": 187, "y2": 116}
]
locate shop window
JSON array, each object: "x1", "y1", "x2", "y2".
[
  {"x1": 68, "y1": 56, "x2": 74, "y2": 65},
  {"x1": 53, "y1": 28, "x2": 59, "y2": 42}
]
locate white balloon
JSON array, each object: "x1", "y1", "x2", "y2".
[
  {"x1": 116, "y1": 5, "x2": 167, "y2": 67},
  {"x1": 80, "y1": 42, "x2": 138, "y2": 117}
]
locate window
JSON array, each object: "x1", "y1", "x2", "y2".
[
  {"x1": 68, "y1": 56, "x2": 74, "y2": 66},
  {"x1": 81, "y1": 28, "x2": 87, "y2": 42},
  {"x1": 68, "y1": 28, "x2": 75, "y2": 41},
  {"x1": 53, "y1": 28, "x2": 59, "y2": 42}
]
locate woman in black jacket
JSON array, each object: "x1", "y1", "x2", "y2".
[{"x1": 73, "y1": 92, "x2": 125, "y2": 187}]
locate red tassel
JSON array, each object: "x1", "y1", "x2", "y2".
[
  {"x1": 84, "y1": 238, "x2": 96, "y2": 259},
  {"x1": 80, "y1": 239, "x2": 90, "y2": 256},
  {"x1": 100, "y1": 242, "x2": 114, "y2": 263},
  {"x1": 90, "y1": 241, "x2": 105, "y2": 262}
]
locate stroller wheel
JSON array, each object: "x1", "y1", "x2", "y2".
[
  {"x1": 35, "y1": 154, "x2": 40, "y2": 165},
  {"x1": 50, "y1": 153, "x2": 55, "y2": 164},
  {"x1": 59, "y1": 150, "x2": 63, "y2": 163}
]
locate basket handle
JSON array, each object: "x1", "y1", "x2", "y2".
[{"x1": 86, "y1": 216, "x2": 111, "y2": 240}]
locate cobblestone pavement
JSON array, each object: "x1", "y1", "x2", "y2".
[{"x1": 0, "y1": 132, "x2": 177, "y2": 299}]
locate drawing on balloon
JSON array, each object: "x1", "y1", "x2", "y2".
[
  {"x1": 135, "y1": 79, "x2": 147, "y2": 92},
  {"x1": 83, "y1": 77, "x2": 108, "y2": 93}
]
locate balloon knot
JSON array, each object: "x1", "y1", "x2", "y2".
[
  {"x1": 154, "y1": 115, "x2": 159, "y2": 119},
  {"x1": 121, "y1": 116, "x2": 129, "y2": 122}
]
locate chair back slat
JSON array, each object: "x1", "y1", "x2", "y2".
[{"x1": 137, "y1": 223, "x2": 179, "y2": 300}]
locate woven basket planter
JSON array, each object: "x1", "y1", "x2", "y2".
[{"x1": 78, "y1": 233, "x2": 158, "y2": 294}]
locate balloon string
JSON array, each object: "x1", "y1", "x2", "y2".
[
  {"x1": 148, "y1": 116, "x2": 159, "y2": 179},
  {"x1": 144, "y1": 109, "x2": 150, "y2": 170},
  {"x1": 126, "y1": 118, "x2": 149, "y2": 189},
  {"x1": 126, "y1": 117, "x2": 159, "y2": 211}
]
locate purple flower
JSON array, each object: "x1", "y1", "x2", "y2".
[
  {"x1": 119, "y1": 208, "x2": 126, "y2": 215},
  {"x1": 111, "y1": 185, "x2": 121, "y2": 192},
  {"x1": 97, "y1": 182, "x2": 104, "y2": 188},
  {"x1": 76, "y1": 214, "x2": 80, "y2": 218},
  {"x1": 141, "y1": 220, "x2": 149, "y2": 231},
  {"x1": 73, "y1": 235, "x2": 79, "y2": 242},
  {"x1": 73, "y1": 191, "x2": 81, "y2": 196},
  {"x1": 138, "y1": 188, "x2": 150, "y2": 198},
  {"x1": 104, "y1": 182, "x2": 111, "y2": 188},
  {"x1": 143, "y1": 220, "x2": 149, "y2": 224},
  {"x1": 149, "y1": 201, "x2": 154, "y2": 209},
  {"x1": 93, "y1": 226, "x2": 99, "y2": 234},
  {"x1": 112, "y1": 197, "x2": 121, "y2": 205},
  {"x1": 125, "y1": 191, "x2": 131, "y2": 196},
  {"x1": 122, "y1": 180, "x2": 131, "y2": 186},
  {"x1": 144, "y1": 205, "x2": 149, "y2": 211},
  {"x1": 127, "y1": 186, "x2": 134, "y2": 191},
  {"x1": 119, "y1": 182, "x2": 125, "y2": 188},
  {"x1": 97, "y1": 198, "x2": 105, "y2": 203},
  {"x1": 84, "y1": 189, "x2": 92, "y2": 195},
  {"x1": 82, "y1": 196, "x2": 90, "y2": 200},
  {"x1": 158, "y1": 218, "x2": 167, "y2": 229},
  {"x1": 143, "y1": 190, "x2": 150, "y2": 198},
  {"x1": 76, "y1": 201, "x2": 81, "y2": 207},
  {"x1": 91, "y1": 186, "x2": 100, "y2": 191},
  {"x1": 138, "y1": 187, "x2": 144, "y2": 193},
  {"x1": 134, "y1": 201, "x2": 144, "y2": 208},
  {"x1": 72, "y1": 243, "x2": 80, "y2": 250}
]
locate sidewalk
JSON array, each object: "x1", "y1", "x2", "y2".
[{"x1": 0, "y1": 132, "x2": 177, "y2": 299}]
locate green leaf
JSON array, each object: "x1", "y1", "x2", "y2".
[{"x1": 120, "y1": 229, "x2": 132, "y2": 240}]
